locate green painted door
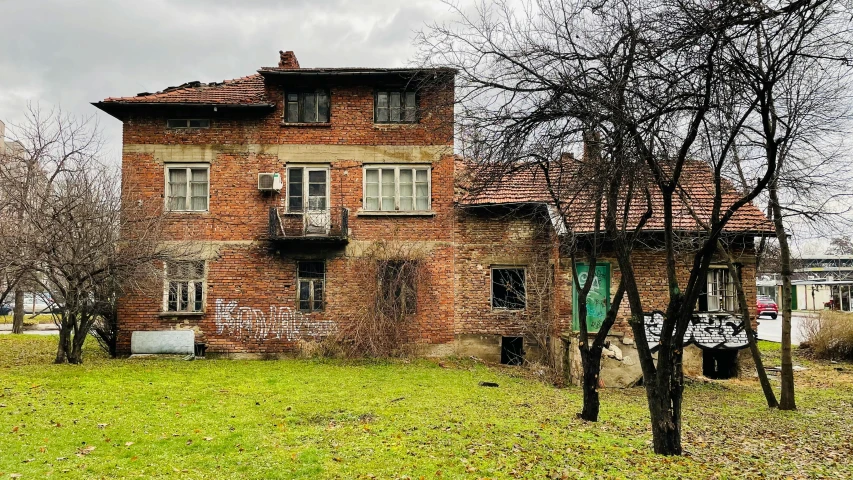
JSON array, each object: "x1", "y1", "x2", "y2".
[{"x1": 572, "y1": 263, "x2": 611, "y2": 331}]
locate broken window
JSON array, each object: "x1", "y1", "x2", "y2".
[
  {"x1": 380, "y1": 260, "x2": 417, "y2": 316},
  {"x1": 699, "y1": 267, "x2": 739, "y2": 312},
  {"x1": 492, "y1": 267, "x2": 526, "y2": 310},
  {"x1": 284, "y1": 90, "x2": 330, "y2": 123},
  {"x1": 166, "y1": 119, "x2": 210, "y2": 129},
  {"x1": 297, "y1": 261, "x2": 325, "y2": 312},
  {"x1": 164, "y1": 261, "x2": 205, "y2": 313},
  {"x1": 363, "y1": 166, "x2": 430, "y2": 212},
  {"x1": 166, "y1": 165, "x2": 209, "y2": 212},
  {"x1": 375, "y1": 91, "x2": 417, "y2": 123}
]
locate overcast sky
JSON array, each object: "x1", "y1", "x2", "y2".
[
  {"x1": 0, "y1": 0, "x2": 466, "y2": 159},
  {"x1": 1, "y1": 0, "x2": 848, "y2": 253}
]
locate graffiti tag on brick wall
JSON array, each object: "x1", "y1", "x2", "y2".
[
  {"x1": 643, "y1": 311, "x2": 749, "y2": 351},
  {"x1": 214, "y1": 299, "x2": 336, "y2": 341}
]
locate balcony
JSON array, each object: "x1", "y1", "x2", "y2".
[{"x1": 268, "y1": 206, "x2": 349, "y2": 246}]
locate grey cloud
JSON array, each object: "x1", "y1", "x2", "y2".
[{"x1": 0, "y1": 0, "x2": 464, "y2": 161}]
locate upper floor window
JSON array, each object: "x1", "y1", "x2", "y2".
[
  {"x1": 167, "y1": 119, "x2": 210, "y2": 129},
  {"x1": 363, "y1": 166, "x2": 430, "y2": 212},
  {"x1": 166, "y1": 165, "x2": 209, "y2": 212},
  {"x1": 284, "y1": 90, "x2": 330, "y2": 123},
  {"x1": 375, "y1": 91, "x2": 417, "y2": 123},
  {"x1": 287, "y1": 166, "x2": 329, "y2": 213},
  {"x1": 164, "y1": 260, "x2": 206, "y2": 313}
]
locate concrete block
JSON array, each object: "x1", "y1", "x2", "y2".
[{"x1": 131, "y1": 330, "x2": 195, "y2": 355}]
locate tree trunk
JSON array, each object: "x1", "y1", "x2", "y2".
[
  {"x1": 68, "y1": 330, "x2": 86, "y2": 364},
  {"x1": 719, "y1": 242, "x2": 778, "y2": 408},
  {"x1": 12, "y1": 288, "x2": 24, "y2": 334},
  {"x1": 648, "y1": 355, "x2": 684, "y2": 455},
  {"x1": 54, "y1": 323, "x2": 71, "y2": 364},
  {"x1": 769, "y1": 186, "x2": 796, "y2": 410},
  {"x1": 579, "y1": 345, "x2": 602, "y2": 421}
]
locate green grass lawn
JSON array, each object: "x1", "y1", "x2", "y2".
[
  {"x1": 0, "y1": 314, "x2": 56, "y2": 326},
  {"x1": 1, "y1": 337, "x2": 851, "y2": 479}
]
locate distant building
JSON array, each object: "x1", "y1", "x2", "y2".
[{"x1": 757, "y1": 254, "x2": 853, "y2": 311}]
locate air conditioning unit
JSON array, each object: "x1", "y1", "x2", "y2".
[{"x1": 258, "y1": 173, "x2": 283, "y2": 192}]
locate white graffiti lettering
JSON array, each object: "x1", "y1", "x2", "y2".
[
  {"x1": 214, "y1": 298, "x2": 336, "y2": 342},
  {"x1": 643, "y1": 311, "x2": 749, "y2": 351}
]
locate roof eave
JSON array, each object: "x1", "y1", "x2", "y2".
[{"x1": 91, "y1": 101, "x2": 276, "y2": 120}]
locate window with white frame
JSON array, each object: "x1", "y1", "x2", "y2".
[
  {"x1": 297, "y1": 261, "x2": 325, "y2": 312},
  {"x1": 287, "y1": 166, "x2": 329, "y2": 213},
  {"x1": 166, "y1": 165, "x2": 209, "y2": 212},
  {"x1": 375, "y1": 91, "x2": 417, "y2": 123},
  {"x1": 491, "y1": 267, "x2": 526, "y2": 310},
  {"x1": 700, "y1": 266, "x2": 739, "y2": 312},
  {"x1": 164, "y1": 261, "x2": 205, "y2": 313},
  {"x1": 363, "y1": 166, "x2": 430, "y2": 212}
]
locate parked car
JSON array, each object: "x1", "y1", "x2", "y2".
[
  {"x1": 0, "y1": 302, "x2": 11, "y2": 315},
  {"x1": 757, "y1": 295, "x2": 778, "y2": 319}
]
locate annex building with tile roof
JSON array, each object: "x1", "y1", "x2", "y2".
[{"x1": 95, "y1": 51, "x2": 770, "y2": 384}]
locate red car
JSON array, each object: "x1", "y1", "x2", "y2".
[{"x1": 757, "y1": 295, "x2": 778, "y2": 319}]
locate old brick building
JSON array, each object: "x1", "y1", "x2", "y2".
[{"x1": 95, "y1": 51, "x2": 772, "y2": 381}]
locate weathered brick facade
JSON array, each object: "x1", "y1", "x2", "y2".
[{"x1": 98, "y1": 52, "x2": 766, "y2": 371}]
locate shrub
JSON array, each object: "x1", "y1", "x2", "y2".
[{"x1": 801, "y1": 311, "x2": 853, "y2": 360}]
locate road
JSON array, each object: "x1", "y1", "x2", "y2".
[
  {"x1": 0, "y1": 323, "x2": 59, "y2": 335},
  {"x1": 756, "y1": 312, "x2": 815, "y2": 345}
]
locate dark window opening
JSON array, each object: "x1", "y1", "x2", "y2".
[
  {"x1": 492, "y1": 267, "x2": 526, "y2": 309},
  {"x1": 380, "y1": 260, "x2": 417, "y2": 316},
  {"x1": 284, "y1": 90, "x2": 330, "y2": 123},
  {"x1": 703, "y1": 349, "x2": 739, "y2": 379},
  {"x1": 297, "y1": 261, "x2": 325, "y2": 312},
  {"x1": 375, "y1": 91, "x2": 417, "y2": 123},
  {"x1": 501, "y1": 337, "x2": 525, "y2": 365},
  {"x1": 167, "y1": 119, "x2": 210, "y2": 129}
]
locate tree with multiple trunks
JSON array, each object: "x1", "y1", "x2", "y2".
[{"x1": 420, "y1": 0, "x2": 852, "y2": 454}]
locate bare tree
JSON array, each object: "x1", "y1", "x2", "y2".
[
  {"x1": 419, "y1": 0, "x2": 851, "y2": 455},
  {"x1": 1, "y1": 106, "x2": 197, "y2": 363}
]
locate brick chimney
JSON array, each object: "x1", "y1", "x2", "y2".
[{"x1": 278, "y1": 51, "x2": 300, "y2": 69}]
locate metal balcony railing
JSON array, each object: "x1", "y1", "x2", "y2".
[{"x1": 268, "y1": 206, "x2": 349, "y2": 242}]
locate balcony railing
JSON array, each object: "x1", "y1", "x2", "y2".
[{"x1": 268, "y1": 206, "x2": 349, "y2": 244}]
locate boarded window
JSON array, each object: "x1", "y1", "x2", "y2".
[
  {"x1": 571, "y1": 263, "x2": 611, "y2": 331},
  {"x1": 165, "y1": 261, "x2": 205, "y2": 313},
  {"x1": 297, "y1": 261, "x2": 325, "y2": 312},
  {"x1": 492, "y1": 267, "x2": 526, "y2": 310}
]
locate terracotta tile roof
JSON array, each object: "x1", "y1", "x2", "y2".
[
  {"x1": 457, "y1": 159, "x2": 774, "y2": 235},
  {"x1": 100, "y1": 74, "x2": 270, "y2": 105}
]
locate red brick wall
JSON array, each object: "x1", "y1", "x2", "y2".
[{"x1": 116, "y1": 78, "x2": 457, "y2": 355}]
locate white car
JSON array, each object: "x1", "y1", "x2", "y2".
[{"x1": 21, "y1": 293, "x2": 58, "y2": 314}]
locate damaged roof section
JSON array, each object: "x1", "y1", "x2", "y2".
[{"x1": 456, "y1": 159, "x2": 774, "y2": 236}]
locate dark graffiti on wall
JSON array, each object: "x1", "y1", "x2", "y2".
[{"x1": 643, "y1": 311, "x2": 749, "y2": 351}]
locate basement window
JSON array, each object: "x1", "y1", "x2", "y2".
[
  {"x1": 166, "y1": 119, "x2": 210, "y2": 129},
  {"x1": 501, "y1": 337, "x2": 525, "y2": 365},
  {"x1": 491, "y1": 267, "x2": 526, "y2": 310},
  {"x1": 297, "y1": 261, "x2": 325, "y2": 312},
  {"x1": 164, "y1": 261, "x2": 205, "y2": 313},
  {"x1": 284, "y1": 90, "x2": 330, "y2": 123},
  {"x1": 703, "y1": 349, "x2": 738, "y2": 379}
]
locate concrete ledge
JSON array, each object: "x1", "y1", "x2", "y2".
[{"x1": 131, "y1": 330, "x2": 195, "y2": 355}]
